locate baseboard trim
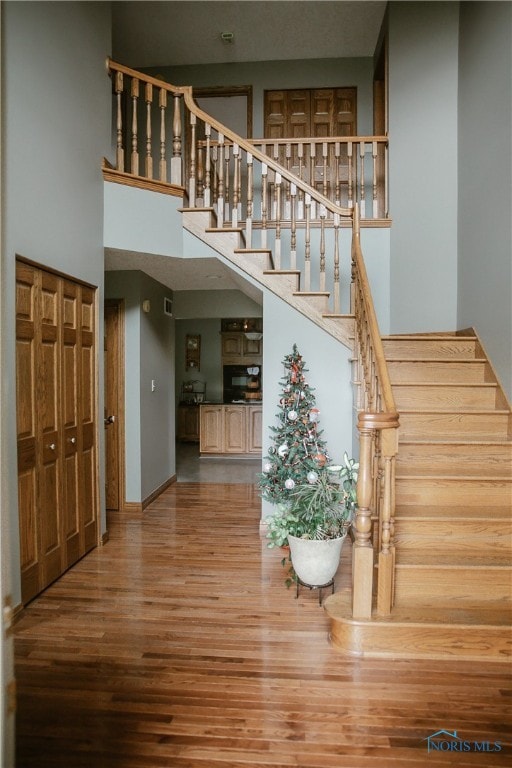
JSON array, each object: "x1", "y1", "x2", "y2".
[{"x1": 142, "y1": 475, "x2": 177, "y2": 510}]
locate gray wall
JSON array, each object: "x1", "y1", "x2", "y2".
[
  {"x1": 458, "y1": 1, "x2": 512, "y2": 400},
  {"x1": 2, "y1": 1, "x2": 112, "y2": 606},
  {"x1": 105, "y1": 271, "x2": 175, "y2": 503},
  {"x1": 388, "y1": 1, "x2": 460, "y2": 333},
  {"x1": 175, "y1": 318, "x2": 223, "y2": 404},
  {"x1": 145, "y1": 56, "x2": 375, "y2": 137}
]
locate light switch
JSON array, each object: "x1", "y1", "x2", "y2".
[{"x1": 151, "y1": 379, "x2": 156, "y2": 392}]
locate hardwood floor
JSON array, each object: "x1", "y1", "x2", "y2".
[{"x1": 15, "y1": 482, "x2": 511, "y2": 767}]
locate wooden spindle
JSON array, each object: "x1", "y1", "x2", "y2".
[
  {"x1": 274, "y1": 172, "x2": 282, "y2": 269},
  {"x1": 204, "y1": 124, "x2": 211, "y2": 207},
  {"x1": 159, "y1": 88, "x2": 167, "y2": 182},
  {"x1": 290, "y1": 183, "x2": 297, "y2": 270},
  {"x1": 172, "y1": 93, "x2": 182, "y2": 185},
  {"x1": 333, "y1": 212, "x2": 340, "y2": 313},
  {"x1": 284, "y1": 143, "x2": 292, "y2": 219},
  {"x1": 297, "y1": 143, "x2": 304, "y2": 219},
  {"x1": 115, "y1": 71, "x2": 125, "y2": 172},
  {"x1": 372, "y1": 141, "x2": 378, "y2": 219},
  {"x1": 232, "y1": 143, "x2": 239, "y2": 228},
  {"x1": 304, "y1": 193, "x2": 311, "y2": 291},
  {"x1": 322, "y1": 142, "x2": 328, "y2": 199},
  {"x1": 196, "y1": 144, "x2": 204, "y2": 206},
  {"x1": 131, "y1": 78, "x2": 139, "y2": 175},
  {"x1": 145, "y1": 83, "x2": 153, "y2": 179},
  {"x1": 347, "y1": 141, "x2": 353, "y2": 209},
  {"x1": 189, "y1": 113, "x2": 196, "y2": 206},
  {"x1": 246, "y1": 152, "x2": 253, "y2": 248},
  {"x1": 334, "y1": 142, "x2": 341, "y2": 206},
  {"x1": 359, "y1": 141, "x2": 366, "y2": 218},
  {"x1": 217, "y1": 134, "x2": 224, "y2": 227},
  {"x1": 319, "y1": 205, "x2": 326, "y2": 293},
  {"x1": 309, "y1": 142, "x2": 316, "y2": 218},
  {"x1": 211, "y1": 145, "x2": 218, "y2": 207},
  {"x1": 261, "y1": 161, "x2": 268, "y2": 249},
  {"x1": 224, "y1": 144, "x2": 230, "y2": 223}
]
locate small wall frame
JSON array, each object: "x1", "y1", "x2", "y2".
[{"x1": 185, "y1": 334, "x2": 201, "y2": 371}]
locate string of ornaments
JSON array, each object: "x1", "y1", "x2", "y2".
[{"x1": 259, "y1": 344, "x2": 330, "y2": 505}]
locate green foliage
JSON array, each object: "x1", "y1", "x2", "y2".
[
  {"x1": 265, "y1": 453, "x2": 359, "y2": 545},
  {"x1": 258, "y1": 344, "x2": 330, "y2": 506}
]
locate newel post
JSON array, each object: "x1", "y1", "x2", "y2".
[{"x1": 352, "y1": 412, "x2": 375, "y2": 619}]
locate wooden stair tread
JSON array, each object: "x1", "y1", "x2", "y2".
[
  {"x1": 399, "y1": 438, "x2": 511, "y2": 445},
  {"x1": 386, "y1": 356, "x2": 487, "y2": 362},
  {"x1": 383, "y1": 334, "x2": 477, "y2": 340},
  {"x1": 325, "y1": 592, "x2": 511, "y2": 627},
  {"x1": 395, "y1": 504, "x2": 512, "y2": 519},
  {"x1": 206, "y1": 226, "x2": 244, "y2": 233}
]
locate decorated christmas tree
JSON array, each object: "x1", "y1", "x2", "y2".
[{"x1": 259, "y1": 344, "x2": 330, "y2": 506}]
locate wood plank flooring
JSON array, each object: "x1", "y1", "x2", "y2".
[{"x1": 14, "y1": 482, "x2": 512, "y2": 767}]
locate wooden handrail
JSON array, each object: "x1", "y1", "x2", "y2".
[
  {"x1": 351, "y1": 203, "x2": 399, "y2": 619},
  {"x1": 352, "y1": 205, "x2": 396, "y2": 413}
]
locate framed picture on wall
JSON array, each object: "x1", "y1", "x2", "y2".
[{"x1": 186, "y1": 334, "x2": 201, "y2": 370}]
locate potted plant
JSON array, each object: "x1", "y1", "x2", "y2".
[{"x1": 265, "y1": 453, "x2": 359, "y2": 587}]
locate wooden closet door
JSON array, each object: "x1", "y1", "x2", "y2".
[
  {"x1": 37, "y1": 271, "x2": 63, "y2": 592},
  {"x1": 80, "y1": 286, "x2": 97, "y2": 553},
  {"x1": 16, "y1": 261, "x2": 98, "y2": 604},
  {"x1": 62, "y1": 279, "x2": 81, "y2": 567},
  {"x1": 16, "y1": 263, "x2": 40, "y2": 603}
]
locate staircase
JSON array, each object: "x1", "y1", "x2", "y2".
[
  {"x1": 107, "y1": 60, "x2": 511, "y2": 663},
  {"x1": 181, "y1": 206, "x2": 355, "y2": 348},
  {"x1": 324, "y1": 331, "x2": 512, "y2": 661}
]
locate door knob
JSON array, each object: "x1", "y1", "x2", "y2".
[
  {"x1": 104, "y1": 415, "x2": 115, "y2": 425},
  {"x1": 68, "y1": 437, "x2": 76, "y2": 444},
  {"x1": 48, "y1": 443, "x2": 56, "y2": 451}
]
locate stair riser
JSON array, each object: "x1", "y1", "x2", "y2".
[
  {"x1": 396, "y1": 478, "x2": 511, "y2": 506},
  {"x1": 263, "y1": 272, "x2": 300, "y2": 292},
  {"x1": 388, "y1": 360, "x2": 492, "y2": 383},
  {"x1": 394, "y1": 568, "x2": 511, "y2": 603},
  {"x1": 396, "y1": 443, "x2": 512, "y2": 476},
  {"x1": 398, "y1": 411, "x2": 511, "y2": 439},
  {"x1": 393, "y1": 384, "x2": 498, "y2": 410},
  {"x1": 383, "y1": 338, "x2": 479, "y2": 359},
  {"x1": 394, "y1": 522, "x2": 512, "y2": 553}
]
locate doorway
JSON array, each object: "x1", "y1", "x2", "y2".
[{"x1": 104, "y1": 300, "x2": 125, "y2": 511}]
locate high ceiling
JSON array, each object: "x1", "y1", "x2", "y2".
[
  {"x1": 112, "y1": 1, "x2": 387, "y2": 68},
  {"x1": 107, "y1": 1, "x2": 387, "y2": 297}
]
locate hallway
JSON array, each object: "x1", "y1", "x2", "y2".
[
  {"x1": 176, "y1": 442, "x2": 261, "y2": 483},
  {"x1": 14, "y1": 482, "x2": 511, "y2": 767}
]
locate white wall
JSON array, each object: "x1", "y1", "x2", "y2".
[
  {"x1": 388, "y1": 1, "x2": 459, "y2": 332},
  {"x1": 458, "y1": 1, "x2": 512, "y2": 400},
  {"x1": 2, "y1": 1, "x2": 112, "y2": 605}
]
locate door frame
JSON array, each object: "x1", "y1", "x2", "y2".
[{"x1": 104, "y1": 299, "x2": 125, "y2": 514}]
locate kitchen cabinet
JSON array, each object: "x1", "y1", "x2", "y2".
[
  {"x1": 221, "y1": 332, "x2": 262, "y2": 365},
  {"x1": 177, "y1": 404, "x2": 200, "y2": 442},
  {"x1": 199, "y1": 404, "x2": 262, "y2": 455},
  {"x1": 199, "y1": 405, "x2": 224, "y2": 453}
]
